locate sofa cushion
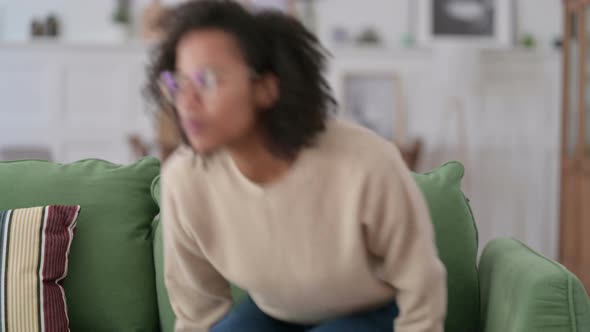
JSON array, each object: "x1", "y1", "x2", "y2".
[
  {"x1": 414, "y1": 162, "x2": 479, "y2": 332},
  {"x1": 0, "y1": 205, "x2": 80, "y2": 332},
  {"x1": 0, "y1": 158, "x2": 161, "y2": 331},
  {"x1": 151, "y1": 161, "x2": 479, "y2": 332}
]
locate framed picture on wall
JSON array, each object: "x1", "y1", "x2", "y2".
[
  {"x1": 338, "y1": 72, "x2": 408, "y2": 144},
  {"x1": 417, "y1": 0, "x2": 512, "y2": 47}
]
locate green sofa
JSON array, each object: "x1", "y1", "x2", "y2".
[{"x1": 0, "y1": 157, "x2": 588, "y2": 332}]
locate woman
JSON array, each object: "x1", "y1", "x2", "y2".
[{"x1": 147, "y1": 1, "x2": 446, "y2": 331}]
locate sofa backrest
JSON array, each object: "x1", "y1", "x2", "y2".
[
  {"x1": 0, "y1": 158, "x2": 162, "y2": 331},
  {"x1": 152, "y1": 161, "x2": 480, "y2": 332}
]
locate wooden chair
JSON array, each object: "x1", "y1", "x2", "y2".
[{"x1": 399, "y1": 139, "x2": 423, "y2": 171}]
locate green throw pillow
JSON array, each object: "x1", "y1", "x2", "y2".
[
  {"x1": 0, "y1": 158, "x2": 161, "y2": 331},
  {"x1": 414, "y1": 161, "x2": 479, "y2": 332}
]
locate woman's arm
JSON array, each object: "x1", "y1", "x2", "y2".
[
  {"x1": 162, "y1": 173, "x2": 233, "y2": 332},
  {"x1": 363, "y1": 152, "x2": 447, "y2": 332}
]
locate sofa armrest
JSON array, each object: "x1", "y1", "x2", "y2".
[{"x1": 479, "y1": 238, "x2": 590, "y2": 332}]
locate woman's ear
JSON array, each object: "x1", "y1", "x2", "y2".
[{"x1": 254, "y1": 73, "x2": 279, "y2": 111}]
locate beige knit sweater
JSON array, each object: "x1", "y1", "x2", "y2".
[{"x1": 162, "y1": 118, "x2": 447, "y2": 332}]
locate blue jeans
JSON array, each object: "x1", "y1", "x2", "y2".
[{"x1": 212, "y1": 297, "x2": 399, "y2": 332}]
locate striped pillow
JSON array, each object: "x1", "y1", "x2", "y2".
[{"x1": 0, "y1": 206, "x2": 80, "y2": 332}]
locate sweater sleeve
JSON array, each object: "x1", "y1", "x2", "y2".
[
  {"x1": 162, "y1": 170, "x2": 233, "y2": 332},
  {"x1": 363, "y1": 153, "x2": 447, "y2": 332}
]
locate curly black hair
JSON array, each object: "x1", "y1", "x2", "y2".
[{"x1": 146, "y1": 0, "x2": 336, "y2": 159}]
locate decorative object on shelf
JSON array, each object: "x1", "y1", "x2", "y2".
[
  {"x1": 141, "y1": 0, "x2": 171, "y2": 42},
  {"x1": 30, "y1": 14, "x2": 61, "y2": 39},
  {"x1": 45, "y1": 14, "x2": 61, "y2": 38},
  {"x1": 112, "y1": 0, "x2": 132, "y2": 25},
  {"x1": 331, "y1": 26, "x2": 351, "y2": 46},
  {"x1": 417, "y1": 0, "x2": 512, "y2": 47},
  {"x1": 553, "y1": 36, "x2": 563, "y2": 49},
  {"x1": 402, "y1": 33, "x2": 416, "y2": 48},
  {"x1": 356, "y1": 27, "x2": 382, "y2": 46},
  {"x1": 339, "y1": 71, "x2": 408, "y2": 147},
  {"x1": 519, "y1": 33, "x2": 536, "y2": 49},
  {"x1": 30, "y1": 18, "x2": 45, "y2": 38},
  {"x1": 110, "y1": 0, "x2": 133, "y2": 41}
]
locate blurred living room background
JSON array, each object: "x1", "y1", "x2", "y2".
[{"x1": 2, "y1": 0, "x2": 588, "y2": 288}]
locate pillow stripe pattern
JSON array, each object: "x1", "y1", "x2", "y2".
[{"x1": 0, "y1": 206, "x2": 80, "y2": 332}]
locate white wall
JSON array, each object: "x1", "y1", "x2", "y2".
[{"x1": 0, "y1": 0, "x2": 563, "y2": 48}]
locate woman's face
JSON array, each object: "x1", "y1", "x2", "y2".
[{"x1": 172, "y1": 29, "x2": 266, "y2": 154}]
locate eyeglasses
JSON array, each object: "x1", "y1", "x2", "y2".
[
  {"x1": 158, "y1": 68, "x2": 220, "y2": 104},
  {"x1": 158, "y1": 68, "x2": 260, "y2": 104}
]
